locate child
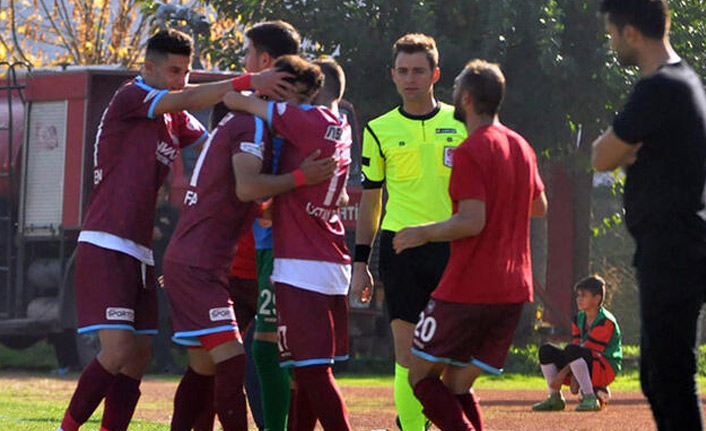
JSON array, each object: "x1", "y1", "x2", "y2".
[{"x1": 532, "y1": 275, "x2": 622, "y2": 412}]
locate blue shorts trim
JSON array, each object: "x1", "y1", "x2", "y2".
[
  {"x1": 78, "y1": 324, "x2": 134, "y2": 335},
  {"x1": 411, "y1": 347, "x2": 474, "y2": 368},
  {"x1": 471, "y1": 358, "x2": 503, "y2": 375},
  {"x1": 280, "y1": 355, "x2": 348, "y2": 368},
  {"x1": 172, "y1": 325, "x2": 238, "y2": 347}
]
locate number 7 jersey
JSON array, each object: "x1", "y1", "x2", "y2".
[{"x1": 267, "y1": 102, "x2": 352, "y2": 271}]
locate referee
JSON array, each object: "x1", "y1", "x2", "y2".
[{"x1": 352, "y1": 33, "x2": 466, "y2": 431}]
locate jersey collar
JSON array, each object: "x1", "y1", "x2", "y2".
[{"x1": 398, "y1": 100, "x2": 440, "y2": 121}]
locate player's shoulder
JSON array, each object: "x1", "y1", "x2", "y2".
[
  {"x1": 600, "y1": 307, "x2": 619, "y2": 324},
  {"x1": 367, "y1": 105, "x2": 404, "y2": 128}
]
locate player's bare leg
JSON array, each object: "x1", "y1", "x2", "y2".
[
  {"x1": 391, "y1": 319, "x2": 428, "y2": 431},
  {"x1": 408, "y1": 356, "x2": 475, "y2": 431}
]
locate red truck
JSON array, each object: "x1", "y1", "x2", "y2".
[{"x1": 0, "y1": 63, "x2": 387, "y2": 368}]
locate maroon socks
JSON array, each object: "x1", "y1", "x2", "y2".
[
  {"x1": 100, "y1": 373, "x2": 141, "y2": 431},
  {"x1": 290, "y1": 385, "x2": 318, "y2": 431},
  {"x1": 413, "y1": 377, "x2": 475, "y2": 431},
  {"x1": 292, "y1": 365, "x2": 351, "y2": 431},
  {"x1": 170, "y1": 367, "x2": 215, "y2": 431},
  {"x1": 60, "y1": 358, "x2": 116, "y2": 431},
  {"x1": 214, "y1": 354, "x2": 248, "y2": 431},
  {"x1": 456, "y1": 392, "x2": 483, "y2": 431}
]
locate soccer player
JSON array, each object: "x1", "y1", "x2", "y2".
[
  {"x1": 593, "y1": 1, "x2": 706, "y2": 429},
  {"x1": 394, "y1": 59, "x2": 547, "y2": 431},
  {"x1": 351, "y1": 33, "x2": 466, "y2": 431},
  {"x1": 241, "y1": 20, "x2": 302, "y2": 431},
  {"x1": 57, "y1": 29, "x2": 294, "y2": 431},
  {"x1": 224, "y1": 55, "x2": 353, "y2": 431},
  {"x1": 163, "y1": 67, "x2": 336, "y2": 431}
]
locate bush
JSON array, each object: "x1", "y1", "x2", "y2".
[{"x1": 504, "y1": 344, "x2": 540, "y2": 374}]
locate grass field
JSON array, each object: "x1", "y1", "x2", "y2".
[{"x1": 2, "y1": 341, "x2": 706, "y2": 430}]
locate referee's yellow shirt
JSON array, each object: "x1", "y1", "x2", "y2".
[{"x1": 362, "y1": 102, "x2": 467, "y2": 232}]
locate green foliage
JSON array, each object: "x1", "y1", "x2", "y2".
[{"x1": 503, "y1": 344, "x2": 540, "y2": 374}]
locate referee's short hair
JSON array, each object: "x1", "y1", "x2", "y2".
[
  {"x1": 574, "y1": 275, "x2": 606, "y2": 306},
  {"x1": 392, "y1": 33, "x2": 439, "y2": 71}
]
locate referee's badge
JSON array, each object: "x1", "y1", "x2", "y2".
[{"x1": 443, "y1": 147, "x2": 455, "y2": 167}]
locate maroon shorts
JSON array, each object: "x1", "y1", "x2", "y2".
[
  {"x1": 74, "y1": 242, "x2": 157, "y2": 335},
  {"x1": 163, "y1": 258, "x2": 241, "y2": 347},
  {"x1": 411, "y1": 298, "x2": 523, "y2": 375},
  {"x1": 275, "y1": 282, "x2": 349, "y2": 367},
  {"x1": 228, "y1": 276, "x2": 259, "y2": 332}
]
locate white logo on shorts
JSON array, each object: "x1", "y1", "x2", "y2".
[
  {"x1": 209, "y1": 307, "x2": 235, "y2": 322},
  {"x1": 106, "y1": 307, "x2": 135, "y2": 322}
]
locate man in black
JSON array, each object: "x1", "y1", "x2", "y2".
[{"x1": 593, "y1": 1, "x2": 706, "y2": 430}]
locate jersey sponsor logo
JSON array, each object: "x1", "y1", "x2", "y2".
[
  {"x1": 276, "y1": 102, "x2": 288, "y2": 116},
  {"x1": 156, "y1": 141, "x2": 179, "y2": 165},
  {"x1": 324, "y1": 125, "x2": 344, "y2": 142},
  {"x1": 106, "y1": 307, "x2": 135, "y2": 322},
  {"x1": 436, "y1": 128, "x2": 458, "y2": 134},
  {"x1": 184, "y1": 190, "x2": 198, "y2": 206},
  {"x1": 443, "y1": 146, "x2": 455, "y2": 167},
  {"x1": 209, "y1": 307, "x2": 235, "y2": 322},
  {"x1": 240, "y1": 142, "x2": 264, "y2": 159},
  {"x1": 306, "y1": 202, "x2": 337, "y2": 222}
]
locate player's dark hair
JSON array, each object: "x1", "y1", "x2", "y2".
[
  {"x1": 274, "y1": 55, "x2": 324, "y2": 100},
  {"x1": 146, "y1": 29, "x2": 193, "y2": 62},
  {"x1": 457, "y1": 59, "x2": 505, "y2": 116},
  {"x1": 574, "y1": 275, "x2": 606, "y2": 306},
  {"x1": 245, "y1": 20, "x2": 300, "y2": 59},
  {"x1": 392, "y1": 33, "x2": 439, "y2": 70},
  {"x1": 313, "y1": 58, "x2": 346, "y2": 103},
  {"x1": 600, "y1": 0, "x2": 670, "y2": 40}
]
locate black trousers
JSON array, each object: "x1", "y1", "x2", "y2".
[
  {"x1": 538, "y1": 343, "x2": 593, "y2": 372},
  {"x1": 634, "y1": 232, "x2": 706, "y2": 431}
]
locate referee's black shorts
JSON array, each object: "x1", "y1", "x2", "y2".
[{"x1": 378, "y1": 229, "x2": 450, "y2": 323}]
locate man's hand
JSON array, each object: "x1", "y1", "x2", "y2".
[
  {"x1": 157, "y1": 275, "x2": 165, "y2": 289},
  {"x1": 393, "y1": 226, "x2": 428, "y2": 254},
  {"x1": 299, "y1": 149, "x2": 337, "y2": 185},
  {"x1": 351, "y1": 262, "x2": 374, "y2": 304},
  {"x1": 251, "y1": 69, "x2": 297, "y2": 100}
]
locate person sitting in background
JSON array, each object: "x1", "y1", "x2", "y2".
[{"x1": 532, "y1": 275, "x2": 622, "y2": 412}]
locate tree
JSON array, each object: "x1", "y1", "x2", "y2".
[{"x1": 0, "y1": 0, "x2": 152, "y2": 67}]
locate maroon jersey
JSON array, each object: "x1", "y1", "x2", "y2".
[
  {"x1": 267, "y1": 102, "x2": 352, "y2": 264},
  {"x1": 165, "y1": 112, "x2": 270, "y2": 270},
  {"x1": 433, "y1": 124, "x2": 544, "y2": 304},
  {"x1": 80, "y1": 77, "x2": 207, "y2": 260}
]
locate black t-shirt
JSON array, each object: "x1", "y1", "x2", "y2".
[{"x1": 613, "y1": 61, "x2": 706, "y2": 244}]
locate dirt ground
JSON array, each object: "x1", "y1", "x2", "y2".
[
  {"x1": 8, "y1": 375, "x2": 704, "y2": 431},
  {"x1": 132, "y1": 378, "x2": 686, "y2": 431}
]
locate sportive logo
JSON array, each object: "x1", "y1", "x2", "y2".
[
  {"x1": 276, "y1": 102, "x2": 288, "y2": 116},
  {"x1": 106, "y1": 307, "x2": 135, "y2": 322},
  {"x1": 209, "y1": 307, "x2": 235, "y2": 322},
  {"x1": 184, "y1": 190, "x2": 198, "y2": 206},
  {"x1": 436, "y1": 128, "x2": 457, "y2": 134}
]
